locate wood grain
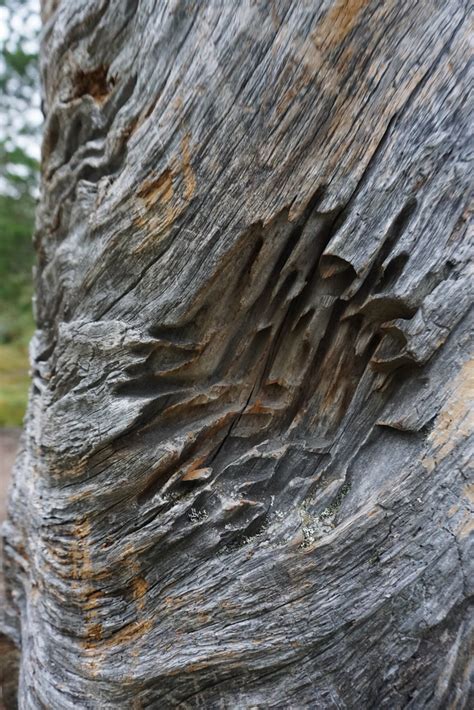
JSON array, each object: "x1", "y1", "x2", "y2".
[{"x1": 1, "y1": 0, "x2": 472, "y2": 707}]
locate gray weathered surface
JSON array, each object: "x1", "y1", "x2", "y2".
[{"x1": 2, "y1": 0, "x2": 473, "y2": 707}]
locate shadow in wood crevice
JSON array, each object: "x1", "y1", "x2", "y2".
[{"x1": 108, "y1": 184, "x2": 443, "y2": 524}]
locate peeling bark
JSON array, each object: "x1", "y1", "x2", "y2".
[{"x1": 2, "y1": 0, "x2": 473, "y2": 707}]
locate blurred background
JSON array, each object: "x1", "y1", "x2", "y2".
[{"x1": 0, "y1": 0, "x2": 41, "y2": 520}]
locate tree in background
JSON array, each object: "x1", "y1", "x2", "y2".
[{"x1": 0, "y1": 0, "x2": 41, "y2": 426}]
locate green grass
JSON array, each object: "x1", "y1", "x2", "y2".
[
  {"x1": 0, "y1": 283, "x2": 34, "y2": 428},
  {"x1": 0, "y1": 339, "x2": 31, "y2": 427},
  {"x1": 0, "y1": 191, "x2": 36, "y2": 427}
]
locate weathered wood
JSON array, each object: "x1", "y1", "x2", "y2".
[{"x1": 2, "y1": 0, "x2": 473, "y2": 707}]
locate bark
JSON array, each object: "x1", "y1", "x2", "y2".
[{"x1": 1, "y1": 0, "x2": 473, "y2": 707}]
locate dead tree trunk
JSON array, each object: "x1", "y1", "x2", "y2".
[{"x1": 2, "y1": 0, "x2": 472, "y2": 707}]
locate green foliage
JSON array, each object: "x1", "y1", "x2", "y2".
[
  {"x1": 0, "y1": 142, "x2": 39, "y2": 196},
  {"x1": 0, "y1": 193, "x2": 35, "y2": 334},
  {"x1": 0, "y1": 0, "x2": 40, "y2": 425},
  {"x1": 0, "y1": 189, "x2": 35, "y2": 425}
]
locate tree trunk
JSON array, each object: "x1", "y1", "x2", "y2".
[{"x1": 2, "y1": 1, "x2": 472, "y2": 707}]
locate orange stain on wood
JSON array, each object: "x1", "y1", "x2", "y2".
[
  {"x1": 181, "y1": 133, "x2": 197, "y2": 201},
  {"x1": 137, "y1": 168, "x2": 174, "y2": 209},
  {"x1": 84, "y1": 590, "x2": 104, "y2": 610},
  {"x1": 456, "y1": 513, "x2": 474, "y2": 540},
  {"x1": 463, "y1": 483, "x2": 474, "y2": 504},
  {"x1": 132, "y1": 576, "x2": 148, "y2": 613},
  {"x1": 134, "y1": 133, "x2": 197, "y2": 251},
  {"x1": 181, "y1": 466, "x2": 212, "y2": 481},
  {"x1": 422, "y1": 359, "x2": 474, "y2": 472},
  {"x1": 246, "y1": 399, "x2": 274, "y2": 415},
  {"x1": 85, "y1": 619, "x2": 153, "y2": 651},
  {"x1": 87, "y1": 623, "x2": 103, "y2": 642},
  {"x1": 70, "y1": 519, "x2": 93, "y2": 583},
  {"x1": 68, "y1": 519, "x2": 108, "y2": 647},
  {"x1": 323, "y1": 0, "x2": 370, "y2": 44}
]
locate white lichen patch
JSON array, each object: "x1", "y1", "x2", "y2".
[
  {"x1": 188, "y1": 508, "x2": 208, "y2": 523},
  {"x1": 300, "y1": 483, "x2": 351, "y2": 547}
]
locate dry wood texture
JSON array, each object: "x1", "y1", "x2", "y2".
[{"x1": 1, "y1": 0, "x2": 473, "y2": 707}]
